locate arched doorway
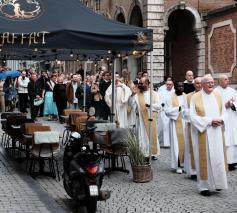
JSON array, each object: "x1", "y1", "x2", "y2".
[
  {"x1": 128, "y1": 5, "x2": 143, "y2": 80},
  {"x1": 115, "y1": 12, "x2": 126, "y2": 73},
  {"x1": 165, "y1": 9, "x2": 198, "y2": 81},
  {"x1": 129, "y1": 5, "x2": 143, "y2": 27},
  {"x1": 116, "y1": 12, "x2": 125, "y2": 23}
]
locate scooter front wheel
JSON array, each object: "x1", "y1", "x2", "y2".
[
  {"x1": 86, "y1": 197, "x2": 97, "y2": 213},
  {"x1": 77, "y1": 205, "x2": 88, "y2": 213}
]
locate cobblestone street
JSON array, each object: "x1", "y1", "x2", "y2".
[
  {"x1": 0, "y1": 146, "x2": 65, "y2": 213},
  {"x1": 1, "y1": 119, "x2": 237, "y2": 213}
]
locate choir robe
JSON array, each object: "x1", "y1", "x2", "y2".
[
  {"x1": 215, "y1": 86, "x2": 237, "y2": 164},
  {"x1": 129, "y1": 89, "x2": 160, "y2": 157},
  {"x1": 184, "y1": 91, "x2": 197, "y2": 176},
  {"x1": 105, "y1": 83, "x2": 132, "y2": 128},
  {"x1": 157, "y1": 89, "x2": 173, "y2": 147},
  {"x1": 190, "y1": 90, "x2": 228, "y2": 191},
  {"x1": 165, "y1": 92, "x2": 188, "y2": 170}
]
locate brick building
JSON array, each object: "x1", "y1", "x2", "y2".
[{"x1": 82, "y1": 0, "x2": 237, "y2": 85}]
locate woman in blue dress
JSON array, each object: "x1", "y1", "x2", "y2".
[{"x1": 43, "y1": 74, "x2": 58, "y2": 120}]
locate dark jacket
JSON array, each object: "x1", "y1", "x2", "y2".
[
  {"x1": 53, "y1": 83, "x2": 67, "y2": 103},
  {"x1": 66, "y1": 82, "x2": 80, "y2": 104},
  {"x1": 76, "y1": 84, "x2": 92, "y2": 109},
  {"x1": 36, "y1": 76, "x2": 47, "y2": 97},
  {"x1": 28, "y1": 80, "x2": 40, "y2": 99},
  {"x1": 99, "y1": 80, "x2": 111, "y2": 98}
]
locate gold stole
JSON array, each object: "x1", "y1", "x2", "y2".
[
  {"x1": 137, "y1": 91, "x2": 158, "y2": 155},
  {"x1": 194, "y1": 91, "x2": 228, "y2": 180},
  {"x1": 187, "y1": 92, "x2": 195, "y2": 169},
  {"x1": 171, "y1": 92, "x2": 185, "y2": 164}
]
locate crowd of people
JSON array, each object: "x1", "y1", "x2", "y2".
[
  {"x1": 0, "y1": 66, "x2": 236, "y2": 197},
  {"x1": 135, "y1": 71, "x2": 236, "y2": 197}
]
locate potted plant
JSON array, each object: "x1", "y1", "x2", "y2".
[{"x1": 124, "y1": 131, "x2": 153, "y2": 183}]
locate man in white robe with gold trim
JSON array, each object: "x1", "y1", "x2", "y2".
[
  {"x1": 157, "y1": 80, "x2": 174, "y2": 147},
  {"x1": 165, "y1": 81, "x2": 188, "y2": 174},
  {"x1": 190, "y1": 74, "x2": 228, "y2": 196},
  {"x1": 184, "y1": 77, "x2": 202, "y2": 178},
  {"x1": 215, "y1": 74, "x2": 237, "y2": 171},
  {"x1": 105, "y1": 78, "x2": 132, "y2": 128},
  {"x1": 129, "y1": 77, "x2": 160, "y2": 158}
]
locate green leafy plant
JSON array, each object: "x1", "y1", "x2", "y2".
[{"x1": 124, "y1": 131, "x2": 147, "y2": 166}]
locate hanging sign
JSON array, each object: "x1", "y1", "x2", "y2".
[
  {"x1": 0, "y1": 31, "x2": 50, "y2": 46},
  {"x1": 0, "y1": 0, "x2": 43, "y2": 20}
]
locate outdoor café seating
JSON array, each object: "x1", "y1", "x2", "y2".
[
  {"x1": 1, "y1": 112, "x2": 21, "y2": 147},
  {"x1": 22, "y1": 124, "x2": 49, "y2": 168},
  {"x1": 61, "y1": 110, "x2": 87, "y2": 146},
  {"x1": 29, "y1": 131, "x2": 60, "y2": 180},
  {"x1": 5, "y1": 115, "x2": 27, "y2": 157},
  {"x1": 93, "y1": 123, "x2": 129, "y2": 174}
]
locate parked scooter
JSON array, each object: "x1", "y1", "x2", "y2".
[{"x1": 63, "y1": 115, "x2": 110, "y2": 213}]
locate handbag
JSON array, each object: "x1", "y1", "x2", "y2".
[{"x1": 34, "y1": 98, "x2": 44, "y2": 106}]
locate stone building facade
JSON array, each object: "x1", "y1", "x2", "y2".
[{"x1": 82, "y1": 0, "x2": 237, "y2": 85}]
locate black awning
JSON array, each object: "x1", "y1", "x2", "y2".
[{"x1": 0, "y1": 0, "x2": 153, "y2": 59}]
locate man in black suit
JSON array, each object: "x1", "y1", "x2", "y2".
[
  {"x1": 99, "y1": 71, "x2": 111, "y2": 120},
  {"x1": 28, "y1": 73, "x2": 41, "y2": 121},
  {"x1": 36, "y1": 70, "x2": 48, "y2": 116}
]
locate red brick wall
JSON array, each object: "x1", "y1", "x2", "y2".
[
  {"x1": 210, "y1": 26, "x2": 234, "y2": 73},
  {"x1": 206, "y1": 9, "x2": 237, "y2": 84}
]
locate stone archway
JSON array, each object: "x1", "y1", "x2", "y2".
[
  {"x1": 114, "y1": 6, "x2": 126, "y2": 23},
  {"x1": 164, "y1": 5, "x2": 204, "y2": 80},
  {"x1": 129, "y1": 5, "x2": 143, "y2": 27},
  {"x1": 116, "y1": 13, "x2": 125, "y2": 23}
]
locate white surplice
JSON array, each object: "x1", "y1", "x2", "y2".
[
  {"x1": 165, "y1": 93, "x2": 188, "y2": 169},
  {"x1": 190, "y1": 90, "x2": 228, "y2": 191},
  {"x1": 105, "y1": 83, "x2": 132, "y2": 128},
  {"x1": 129, "y1": 90, "x2": 160, "y2": 157},
  {"x1": 215, "y1": 86, "x2": 237, "y2": 164},
  {"x1": 184, "y1": 92, "x2": 197, "y2": 176},
  {"x1": 157, "y1": 89, "x2": 173, "y2": 147}
]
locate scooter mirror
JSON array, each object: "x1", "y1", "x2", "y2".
[
  {"x1": 71, "y1": 132, "x2": 81, "y2": 139},
  {"x1": 88, "y1": 107, "x2": 95, "y2": 117}
]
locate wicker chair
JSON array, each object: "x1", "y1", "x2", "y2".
[
  {"x1": 61, "y1": 111, "x2": 87, "y2": 146},
  {"x1": 62, "y1": 109, "x2": 82, "y2": 124}
]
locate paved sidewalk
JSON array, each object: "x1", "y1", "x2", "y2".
[
  {"x1": 1, "y1": 117, "x2": 237, "y2": 212},
  {"x1": 36, "y1": 118, "x2": 237, "y2": 213},
  {"x1": 0, "y1": 146, "x2": 66, "y2": 213}
]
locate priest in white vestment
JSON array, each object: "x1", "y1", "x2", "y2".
[
  {"x1": 190, "y1": 74, "x2": 228, "y2": 196},
  {"x1": 157, "y1": 80, "x2": 174, "y2": 147},
  {"x1": 184, "y1": 77, "x2": 202, "y2": 177},
  {"x1": 105, "y1": 78, "x2": 132, "y2": 128},
  {"x1": 165, "y1": 81, "x2": 188, "y2": 174},
  {"x1": 215, "y1": 74, "x2": 237, "y2": 170},
  {"x1": 129, "y1": 77, "x2": 160, "y2": 159}
]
